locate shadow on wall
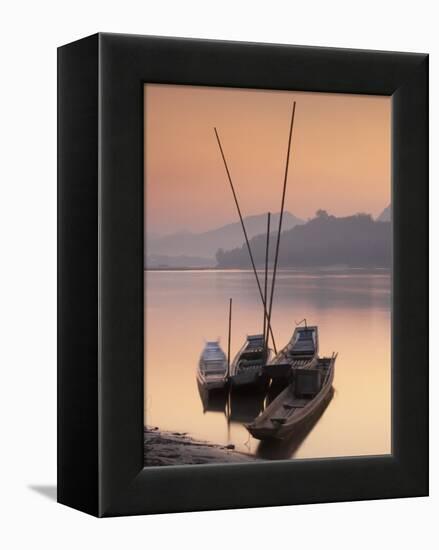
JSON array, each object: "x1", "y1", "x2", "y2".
[{"x1": 28, "y1": 485, "x2": 57, "y2": 501}]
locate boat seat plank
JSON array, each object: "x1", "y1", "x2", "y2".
[
  {"x1": 271, "y1": 417, "x2": 287, "y2": 424},
  {"x1": 284, "y1": 400, "x2": 308, "y2": 409}
]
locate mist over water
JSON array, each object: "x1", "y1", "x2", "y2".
[{"x1": 144, "y1": 269, "x2": 391, "y2": 460}]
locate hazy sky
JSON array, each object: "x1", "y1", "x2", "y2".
[{"x1": 144, "y1": 84, "x2": 391, "y2": 235}]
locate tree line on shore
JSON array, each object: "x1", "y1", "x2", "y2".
[{"x1": 215, "y1": 210, "x2": 391, "y2": 268}]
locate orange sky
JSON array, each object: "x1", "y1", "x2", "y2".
[{"x1": 144, "y1": 84, "x2": 391, "y2": 235}]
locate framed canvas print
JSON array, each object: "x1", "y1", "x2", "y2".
[{"x1": 58, "y1": 33, "x2": 428, "y2": 517}]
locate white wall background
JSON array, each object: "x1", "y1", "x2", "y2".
[{"x1": 0, "y1": 0, "x2": 436, "y2": 547}]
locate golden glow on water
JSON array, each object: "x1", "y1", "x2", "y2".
[{"x1": 144, "y1": 269, "x2": 391, "y2": 460}]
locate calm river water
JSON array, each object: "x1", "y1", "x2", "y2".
[{"x1": 144, "y1": 269, "x2": 391, "y2": 460}]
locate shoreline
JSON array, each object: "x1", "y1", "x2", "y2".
[
  {"x1": 144, "y1": 266, "x2": 391, "y2": 273},
  {"x1": 144, "y1": 426, "x2": 260, "y2": 467}
]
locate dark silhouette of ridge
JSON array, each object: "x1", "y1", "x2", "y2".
[
  {"x1": 377, "y1": 205, "x2": 391, "y2": 222},
  {"x1": 215, "y1": 210, "x2": 391, "y2": 269}
]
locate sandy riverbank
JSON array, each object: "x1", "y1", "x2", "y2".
[{"x1": 144, "y1": 426, "x2": 260, "y2": 467}]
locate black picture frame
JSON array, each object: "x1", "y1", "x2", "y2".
[{"x1": 58, "y1": 33, "x2": 428, "y2": 517}]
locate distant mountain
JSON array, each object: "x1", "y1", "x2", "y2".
[
  {"x1": 146, "y1": 211, "x2": 304, "y2": 262},
  {"x1": 377, "y1": 205, "x2": 391, "y2": 222},
  {"x1": 216, "y1": 211, "x2": 391, "y2": 268}
]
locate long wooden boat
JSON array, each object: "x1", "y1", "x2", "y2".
[
  {"x1": 262, "y1": 325, "x2": 319, "y2": 388},
  {"x1": 197, "y1": 341, "x2": 228, "y2": 393},
  {"x1": 229, "y1": 334, "x2": 272, "y2": 389},
  {"x1": 246, "y1": 353, "x2": 337, "y2": 440}
]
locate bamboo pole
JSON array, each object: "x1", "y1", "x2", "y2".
[
  {"x1": 226, "y1": 297, "x2": 232, "y2": 435},
  {"x1": 214, "y1": 128, "x2": 277, "y2": 353},
  {"x1": 227, "y1": 297, "x2": 232, "y2": 378},
  {"x1": 265, "y1": 102, "x2": 297, "y2": 351},
  {"x1": 263, "y1": 212, "x2": 271, "y2": 352}
]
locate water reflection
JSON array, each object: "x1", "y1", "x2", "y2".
[
  {"x1": 145, "y1": 269, "x2": 391, "y2": 460},
  {"x1": 197, "y1": 382, "x2": 227, "y2": 413},
  {"x1": 229, "y1": 388, "x2": 266, "y2": 424}
]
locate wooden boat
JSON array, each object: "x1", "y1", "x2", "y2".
[
  {"x1": 229, "y1": 334, "x2": 272, "y2": 389},
  {"x1": 197, "y1": 341, "x2": 228, "y2": 393},
  {"x1": 246, "y1": 353, "x2": 337, "y2": 440},
  {"x1": 262, "y1": 325, "x2": 319, "y2": 389}
]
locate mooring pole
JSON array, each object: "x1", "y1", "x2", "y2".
[
  {"x1": 214, "y1": 128, "x2": 277, "y2": 354},
  {"x1": 227, "y1": 297, "x2": 232, "y2": 378},
  {"x1": 226, "y1": 297, "x2": 233, "y2": 430},
  {"x1": 263, "y1": 212, "x2": 271, "y2": 352},
  {"x1": 265, "y1": 102, "x2": 297, "y2": 351}
]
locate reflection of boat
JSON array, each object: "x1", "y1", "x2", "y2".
[
  {"x1": 197, "y1": 382, "x2": 227, "y2": 413},
  {"x1": 247, "y1": 353, "x2": 337, "y2": 440},
  {"x1": 229, "y1": 388, "x2": 266, "y2": 423},
  {"x1": 197, "y1": 341, "x2": 228, "y2": 392},
  {"x1": 263, "y1": 325, "x2": 319, "y2": 390},
  {"x1": 229, "y1": 334, "x2": 272, "y2": 389}
]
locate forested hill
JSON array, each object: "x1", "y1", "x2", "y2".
[{"x1": 215, "y1": 211, "x2": 391, "y2": 268}]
